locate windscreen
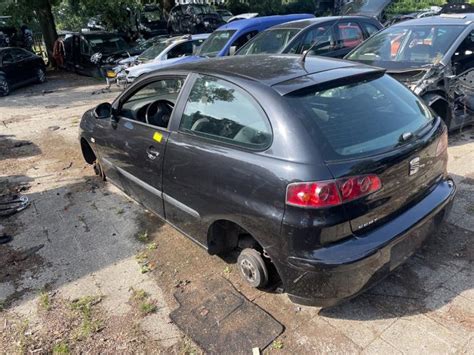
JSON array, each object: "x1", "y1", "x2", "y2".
[
  {"x1": 89, "y1": 37, "x2": 129, "y2": 54},
  {"x1": 285, "y1": 75, "x2": 435, "y2": 160},
  {"x1": 198, "y1": 30, "x2": 236, "y2": 57},
  {"x1": 139, "y1": 40, "x2": 172, "y2": 61},
  {"x1": 346, "y1": 25, "x2": 465, "y2": 68},
  {"x1": 237, "y1": 29, "x2": 300, "y2": 55}
]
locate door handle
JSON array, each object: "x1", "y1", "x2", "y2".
[{"x1": 146, "y1": 146, "x2": 160, "y2": 160}]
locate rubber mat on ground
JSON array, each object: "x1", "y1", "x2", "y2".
[{"x1": 170, "y1": 277, "x2": 284, "y2": 353}]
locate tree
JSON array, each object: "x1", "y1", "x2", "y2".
[{"x1": 0, "y1": 0, "x2": 59, "y2": 62}]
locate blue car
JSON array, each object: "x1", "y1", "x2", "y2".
[{"x1": 123, "y1": 14, "x2": 315, "y2": 80}]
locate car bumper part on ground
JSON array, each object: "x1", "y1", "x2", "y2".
[{"x1": 277, "y1": 178, "x2": 456, "y2": 307}]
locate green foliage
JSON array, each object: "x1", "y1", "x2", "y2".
[
  {"x1": 52, "y1": 342, "x2": 70, "y2": 354},
  {"x1": 386, "y1": 0, "x2": 447, "y2": 15}
]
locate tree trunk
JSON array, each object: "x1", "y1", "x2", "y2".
[{"x1": 35, "y1": 0, "x2": 58, "y2": 66}]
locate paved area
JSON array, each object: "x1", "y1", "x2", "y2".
[{"x1": 0, "y1": 72, "x2": 473, "y2": 354}]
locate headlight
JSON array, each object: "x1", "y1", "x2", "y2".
[{"x1": 106, "y1": 70, "x2": 117, "y2": 78}]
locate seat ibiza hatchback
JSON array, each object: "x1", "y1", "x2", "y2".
[{"x1": 80, "y1": 55, "x2": 455, "y2": 307}]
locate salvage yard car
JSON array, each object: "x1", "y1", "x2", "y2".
[
  {"x1": 236, "y1": 16, "x2": 382, "y2": 58},
  {"x1": 0, "y1": 47, "x2": 46, "y2": 96},
  {"x1": 80, "y1": 54, "x2": 456, "y2": 307},
  {"x1": 167, "y1": 4, "x2": 225, "y2": 34},
  {"x1": 345, "y1": 14, "x2": 474, "y2": 131}
]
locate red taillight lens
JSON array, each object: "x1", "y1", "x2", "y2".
[
  {"x1": 436, "y1": 131, "x2": 448, "y2": 157},
  {"x1": 286, "y1": 175, "x2": 382, "y2": 208}
]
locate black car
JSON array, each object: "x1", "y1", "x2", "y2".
[
  {"x1": 0, "y1": 47, "x2": 46, "y2": 96},
  {"x1": 138, "y1": 4, "x2": 168, "y2": 38},
  {"x1": 80, "y1": 55, "x2": 455, "y2": 307},
  {"x1": 346, "y1": 15, "x2": 474, "y2": 131},
  {"x1": 63, "y1": 32, "x2": 132, "y2": 78},
  {"x1": 236, "y1": 16, "x2": 382, "y2": 58},
  {"x1": 167, "y1": 4, "x2": 225, "y2": 34}
]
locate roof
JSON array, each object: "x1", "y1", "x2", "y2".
[
  {"x1": 270, "y1": 15, "x2": 376, "y2": 30},
  {"x1": 392, "y1": 14, "x2": 474, "y2": 27},
  {"x1": 168, "y1": 54, "x2": 369, "y2": 87},
  {"x1": 216, "y1": 14, "x2": 314, "y2": 31}
]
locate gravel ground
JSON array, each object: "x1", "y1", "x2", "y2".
[{"x1": 0, "y1": 71, "x2": 473, "y2": 354}]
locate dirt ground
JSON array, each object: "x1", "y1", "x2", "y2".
[{"x1": 0, "y1": 72, "x2": 473, "y2": 354}]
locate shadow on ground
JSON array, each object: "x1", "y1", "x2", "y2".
[{"x1": 0, "y1": 135, "x2": 41, "y2": 161}]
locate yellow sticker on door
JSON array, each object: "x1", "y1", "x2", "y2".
[{"x1": 153, "y1": 132, "x2": 163, "y2": 143}]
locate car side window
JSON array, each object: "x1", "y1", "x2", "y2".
[
  {"x1": 180, "y1": 75, "x2": 272, "y2": 150},
  {"x1": 168, "y1": 42, "x2": 193, "y2": 59},
  {"x1": 337, "y1": 22, "x2": 364, "y2": 50},
  {"x1": 2, "y1": 52, "x2": 14, "y2": 65},
  {"x1": 80, "y1": 38, "x2": 91, "y2": 55},
  {"x1": 230, "y1": 30, "x2": 258, "y2": 54},
  {"x1": 287, "y1": 24, "x2": 335, "y2": 55},
  {"x1": 361, "y1": 22, "x2": 380, "y2": 37},
  {"x1": 120, "y1": 78, "x2": 184, "y2": 128},
  {"x1": 452, "y1": 30, "x2": 474, "y2": 75}
]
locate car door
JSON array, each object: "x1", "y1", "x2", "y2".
[
  {"x1": 1, "y1": 50, "x2": 20, "y2": 86},
  {"x1": 10, "y1": 48, "x2": 31, "y2": 82},
  {"x1": 95, "y1": 75, "x2": 187, "y2": 217}
]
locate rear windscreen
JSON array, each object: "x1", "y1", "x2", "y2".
[{"x1": 285, "y1": 75, "x2": 435, "y2": 160}]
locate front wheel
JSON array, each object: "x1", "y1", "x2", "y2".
[
  {"x1": 237, "y1": 248, "x2": 269, "y2": 288},
  {"x1": 0, "y1": 78, "x2": 10, "y2": 96}
]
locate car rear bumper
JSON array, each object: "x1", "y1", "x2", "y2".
[{"x1": 276, "y1": 178, "x2": 456, "y2": 307}]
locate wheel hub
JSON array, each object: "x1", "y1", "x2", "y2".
[{"x1": 240, "y1": 259, "x2": 257, "y2": 282}]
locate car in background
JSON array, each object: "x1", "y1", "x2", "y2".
[
  {"x1": 121, "y1": 14, "x2": 315, "y2": 82},
  {"x1": 116, "y1": 35, "x2": 171, "y2": 68},
  {"x1": 138, "y1": 4, "x2": 168, "y2": 38},
  {"x1": 440, "y1": 3, "x2": 474, "y2": 14},
  {"x1": 216, "y1": 9, "x2": 233, "y2": 22},
  {"x1": 81, "y1": 54, "x2": 455, "y2": 307},
  {"x1": 227, "y1": 13, "x2": 259, "y2": 23},
  {"x1": 345, "y1": 14, "x2": 474, "y2": 131},
  {"x1": 0, "y1": 47, "x2": 46, "y2": 96},
  {"x1": 117, "y1": 34, "x2": 209, "y2": 85},
  {"x1": 63, "y1": 31, "x2": 134, "y2": 77},
  {"x1": 167, "y1": 4, "x2": 225, "y2": 34},
  {"x1": 236, "y1": 16, "x2": 382, "y2": 58}
]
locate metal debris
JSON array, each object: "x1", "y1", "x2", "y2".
[{"x1": 0, "y1": 195, "x2": 30, "y2": 217}]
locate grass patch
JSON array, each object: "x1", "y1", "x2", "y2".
[
  {"x1": 52, "y1": 341, "x2": 70, "y2": 354},
  {"x1": 140, "y1": 263, "x2": 153, "y2": 274},
  {"x1": 17, "y1": 320, "x2": 30, "y2": 353},
  {"x1": 39, "y1": 290, "x2": 51, "y2": 311},
  {"x1": 135, "y1": 251, "x2": 148, "y2": 263},
  {"x1": 136, "y1": 231, "x2": 149, "y2": 242},
  {"x1": 180, "y1": 336, "x2": 198, "y2": 355},
  {"x1": 139, "y1": 302, "x2": 157, "y2": 315},
  {"x1": 70, "y1": 296, "x2": 103, "y2": 339},
  {"x1": 129, "y1": 288, "x2": 149, "y2": 302}
]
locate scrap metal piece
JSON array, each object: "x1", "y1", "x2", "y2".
[{"x1": 0, "y1": 195, "x2": 30, "y2": 217}]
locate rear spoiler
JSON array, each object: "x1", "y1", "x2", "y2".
[{"x1": 273, "y1": 66, "x2": 386, "y2": 96}]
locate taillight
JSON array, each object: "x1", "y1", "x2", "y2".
[
  {"x1": 436, "y1": 130, "x2": 448, "y2": 156},
  {"x1": 286, "y1": 175, "x2": 382, "y2": 208}
]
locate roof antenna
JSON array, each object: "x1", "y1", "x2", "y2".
[{"x1": 301, "y1": 5, "x2": 351, "y2": 63}]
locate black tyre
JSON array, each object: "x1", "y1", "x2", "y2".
[
  {"x1": 37, "y1": 68, "x2": 46, "y2": 83},
  {"x1": 0, "y1": 78, "x2": 10, "y2": 96},
  {"x1": 237, "y1": 248, "x2": 269, "y2": 288}
]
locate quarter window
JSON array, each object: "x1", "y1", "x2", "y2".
[
  {"x1": 180, "y1": 75, "x2": 272, "y2": 149},
  {"x1": 287, "y1": 24, "x2": 335, "y2": 55}
]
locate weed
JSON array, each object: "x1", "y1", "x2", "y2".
[
  {"x1": 0, "y1": 300, "x2": 4, "y2": 312},
  {"x1": 17, "y1": 320, "x2": 30, "y2": 353},
  {"x1": 136, "y1": 231, "x2": 149, "y2": 242},
  {"x1": 147, "y1": 242, "x2": 158, "y2": 250},
  {"x1": 223, "y1": 266, "x2": 231, "y2": 275},
  {"x1": 129, "y1": 288, "x2": 149, "y2": 302},
  {"x1": 272, "y1": 340, "x2": 284, "y2": 350},
  {"x1": 52, "y1": 341, "x2": 70, "y2": 354},
  {"x1": 116, "y1": 208, "x2": 125, "y2": 215},
  {"x1": 39, "y1": 290, "x2": 51, "y2": 311},
  {"x1": 70, "y1": 296, "x2": 103, "y2": 339},
  {"x1": 180, "y1": 336, "x2": 198, "y2": 355},
  {"x1": 139, "y1": 302, "x2": 157, "y2": 315},
  {"x1": 135, "y1": 251, "x2": 148, "y2": 263},
  {"x1": 140, "y1": 263, "x2": 153, "y2": 274}
]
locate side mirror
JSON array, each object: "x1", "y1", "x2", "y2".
[
  {"x1": 229, "y1": 46, "x2": 237, "y2": 56},
  {"x1": 94, "y1": 102, "x2": 112, "y2": 119}
]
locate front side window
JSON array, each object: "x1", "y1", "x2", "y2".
[
  {"x1": 337, "y1": 22, "x2": 364, "y2": 49},
  {"x1": 237, "y1": 29, "x2": 300, "y2": 55},
  {"x1": 198, "y1": 30, "x2": 236, "y2": 57},
  {"x1": 180, "y1": 75, "x2": 272, "y2": 149},
  {"x1": 167, "y1": 41, "x2": 193, "y2": 59},
  {"x1": 452, "y1": 30, "x2": 474, "y2": 75},
  {"x1": 361, "y1": 22, "x2": 380, "y2": 37},
  {"x1": 2, "y1": 52, "x2": 14, "y2": 65},
  {"x1": 287, "y1": 24, "x2": 335, "y2": 55},
  {"x1": 120, "y1": 78, "x2": 184, "y2": 128},
  {"x1": 347, "y1": 25, "x2": 466, "y2": 68},
  {"x1": 285, "y1": 75, "x2": 435, "y2": 159}
]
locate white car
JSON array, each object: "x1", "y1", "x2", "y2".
[{"x1": 117, "y1": 34, "x2": 209, "y2": 85}]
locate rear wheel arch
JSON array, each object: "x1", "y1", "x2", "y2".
[{"x1": 80, "y1": 137, "x2": 96, "y2": 164}]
